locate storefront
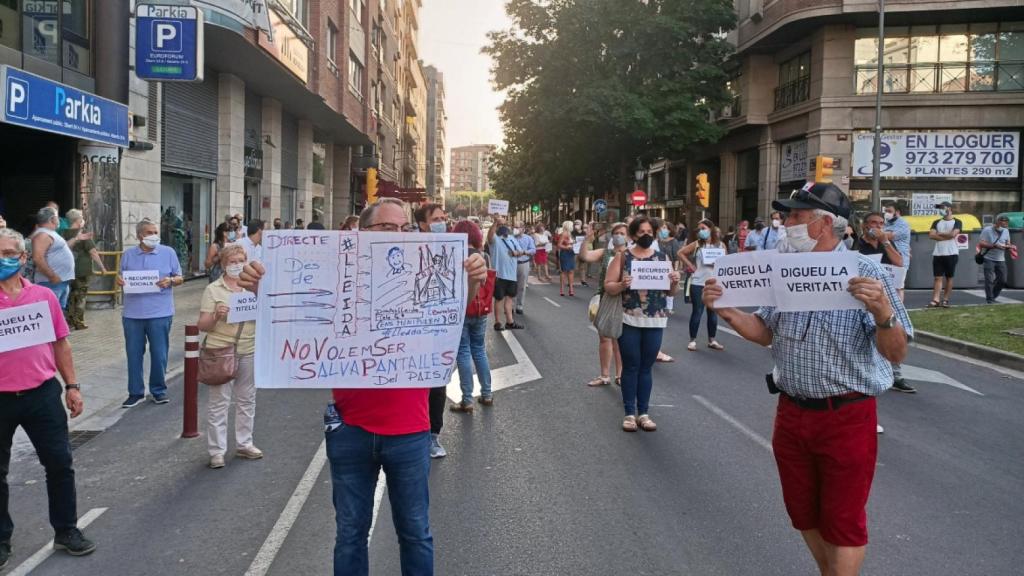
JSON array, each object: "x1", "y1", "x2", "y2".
[{"x1": 778, "y1": 138, "x2": 810, "y2": 198}]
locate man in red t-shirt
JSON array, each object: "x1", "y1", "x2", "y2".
[{"x1": 241, "y1": 199, "x2": 486, "y2": 576}]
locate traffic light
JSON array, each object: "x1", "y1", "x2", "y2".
[
  {"x1": 366, "y1": 167, "x2": 378, "y2": 204},
  {"x1": 814, "y1": 156, "x2": 834, "y2": 183},
  {"x1": 695, "y1": 173, "x2": 710, "y2": 209}
]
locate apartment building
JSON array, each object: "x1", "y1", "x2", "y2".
[
  {"x1": 451, "y1": 144, "x2": 496, "y2": 193},
  {"x1": 424, "y1": 64, "x2": 447, "y2": 203}
]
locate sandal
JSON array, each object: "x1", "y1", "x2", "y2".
[
  {"x1": 505, "y1": 322, "x2": 525, "y2": 330},
  {"x1": 614, "y1": 377, "x2": 621, "y2": 387},
  {"x1": 708, "y1": 341, "x2": 725, "y2": 351},
  {"x1": 622, "y1": 415, "x2": 638, "y2": 432},
  {"x1": 587, "y1": 376, "x2": 611, "y2": 387},
  {"x1": 637, "y1": 414, "x2": 657, "y2": 432},
  {"x1": 656, "y1": 352, "x2": 674, "y2": 363},
  {"x1": 494, "y1": 323, "x2": 504, "y2": 331},
  {"x1": 687, "y1": 341, "x2": 697, "y2": 352},
  {"x1": 926, "y1": 300, "x2": 941, "y2": 308},
  {"x1": 941, "y1": 300, "x2": 951, "y2": 308}
]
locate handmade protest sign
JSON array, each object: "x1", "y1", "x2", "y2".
[
  {"x1": 882, "y1": 264, "x2": 907, "y2": 287},
  {"x1": 0, "y1": 301, "x2": 57, "y2": 354},
  {"x1": 713, "y1": 251, "x2": 776, "y2": 308},
  {"x1": 573, "y1": 236, "x2": 586, "y2": 254},
  {"x1": 488, "y1": 199, "x2": 509, "y2": 215},
  {"x1": 772, "y1": 252, "x2": 862, "y2": 312},
  {"x1": 630, "y1": 260, "x2": 672, "y2": 291},
  {"x1": 228, "y1": 292, "x2": 258, "y2": 324},
  {"x1": 255, "y1": 231, "x2": 468, "y2": 389},
  {"x1": 701, "y1": 247, "x2": 726, "y2": 265},
  {"x1": 122, "y1": 270, "x2": 160, "y2": 294}
]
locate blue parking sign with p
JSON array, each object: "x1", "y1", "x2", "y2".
[
  {"x1": 6, "y1": 76, "x2": 29, "y2": 120},
  {"x1": 135, "y1": 4, "x2": 203, "y2": 82},
  {"x1": 153, "y1": 20, "x2": 183, "y2": 53}
]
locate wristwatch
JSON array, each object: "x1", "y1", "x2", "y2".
[
  {"x1": 65, "y1": 383, "x2": 81, "y2": 391},
  {"x1": 878, "y1": 313, "x2": 898, "y2": 329},
  {"x1": 881, "y1": 241, "x2": 892, "y2": 247}
]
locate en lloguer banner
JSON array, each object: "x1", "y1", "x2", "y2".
[{"x1": 853, "y1": 131, "x2": 1019, "y2": 179}]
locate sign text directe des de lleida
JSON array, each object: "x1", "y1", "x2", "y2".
[{"x1": 136, "y1": 4, "x2": 205, "y2": 82}]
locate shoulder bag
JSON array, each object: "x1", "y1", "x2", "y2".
[
  {"x1": 198, "y1": 322, "x2": 245, "y2": 386},
  {"x1": 594, "y1": 253, "x2": 624, "y2": 339}
]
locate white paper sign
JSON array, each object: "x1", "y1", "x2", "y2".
[
  {"x1": 630, "y1": 260, "x2": 672, "y2": 291},
  {"x1": 882, "y1": 264, "x2": 907, "y2": 287},
  {"x1": 228, "y1": 292, "x2": 258, "y2": 324},
  {"x1": 0, "y1": 301, "x2": 57, "y2": 354},
  {"x1": 714, "y1": 251, "x2": 776, "y2": 308},
  {"x1": 122, "y1": 270, "x2": 160, "y2": 293},
  {"x1": 488, "y1": 199, "x2": 509, "y2": 215},
  {"x1": 772, "y1": 252, "x2": 863, "y2": 312},
  {"x1": 255, "y1": 231, "x2": 468, "y2": 389},
  {"x1": 573, "y1": 236, "x2": 586, "y2": 255},
  {"x1": 701, "y1": 247, "x2": 726, "y2": 265}
]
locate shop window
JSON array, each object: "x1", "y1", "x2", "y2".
[
  {"x1": 161, "y1": 174, "x2": 214, "y2": 277},
  {"x1": 62, "y1": 0, "x2": 90, "y2": 75},
  {"x1": 313, "y1": 142, "x2": 326, "y2": 185},
  {"x1": 850, "y1": 189, "x2": 1020, "y2": 219}
]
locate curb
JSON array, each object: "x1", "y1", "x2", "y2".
[
  {"x1": 913, "y1": 330, "x2": 1024, "y2": 373},
  {"x1": 69, "y1": 364, "x2": 186, "y2": 434}
]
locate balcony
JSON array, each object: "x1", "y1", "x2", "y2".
[
  {"x1": 855, "y1": 61, "x2": 1024, "y2": 95},
  {"x1": 773, "y1": 76, "x2": 810, "y2": 111}
]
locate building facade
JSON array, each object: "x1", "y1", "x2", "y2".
[
  {"x1": 424, "y1": 64, "x2": 446, "y2": 203},
  {"x1": 451, "y1": 144, "x2": 496, "y2": 192}
]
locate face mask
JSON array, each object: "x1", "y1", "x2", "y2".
[
  {"x1": 512, "y1": 228, "x2": 521, "y2": 236},
  {"x1": 430, "y1": 222, "x2": 447, "y2": 234},
  {"x1": 612, "y1": 234, "x2": 627, "y2": 247},
  {"x1": 771, "y1": 219, "x2": 781, "y2": 228},
  {"x1": 228, "y1": 231, "x2": 237, "y2": 241},
  {"x1": 143, "y1": 234, "x2": 161, "y2": 248},
  {"x1": 698, "y1": 229, "x2": 711, "y2": 240},
  {"x1": 843, "y1": 236, "x2": 855, "y2": 249},
  {"x1": 635, "y1": 234, "x2": 655, "y2": 249},
  {"x1": 776, "y1": 219, "x2": 821, "y2": 253},
  {"x1": 225, "y1": 263, "x2": 244, "y2": 278},
  {"x1": 657, "y1": 229, "x2": 668, "y2": 240},
  {"x1": 497, "y1": 226, "x2": 510, "y2": 237},
  {"x1": 884, "y1": 212, "x2": 895, "y2": 222},
  {"x1": 755, "y1": 223, "x2": 765, "y2": 231},
  {"x1": 0, "y1": 256, "x2": 22, "y2": 280},
  {"x1": 938, "y1": 208, "x2": 950, "y2": 217}
]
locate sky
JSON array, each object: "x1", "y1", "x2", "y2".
[{"x1": 418, "y1": 0, "x2": 509, "y2": 153}]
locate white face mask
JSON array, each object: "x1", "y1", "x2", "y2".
[
  {"x1": 883, "y1": 212, "x2": 895, "y2": 222},
  {"x1": 775, "y1": 218, "x2": 822, "y2": 253},
  {"x1": 513, "y1": 228, "x2": 521, "y2": 236},
  {"x1": 225, "y1": 263, "x2": 244, "y2": 278},
  {"x1": 142, "y1": 234, "x2": 161, "y2": 248},
  {"x1": 771, "y1": 219, "x2": 781, "y2": 228}
]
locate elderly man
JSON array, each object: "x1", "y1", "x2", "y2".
[
  {"x1": 62, "y1": 210, "x2": 107, "y2": 330},
  {"x1": 240, "y1": 197, "x2": 487, "y2": 576},
  {"x1": 30, "y1": 207, "x2": 77, "y2": 310},
  {"x1": 235, "y1": 219, "x2": 264, "y2": 264},
  {"x1": 0, "y1": 228, "x2": 94, "y2": 569},
  {"x1": 979, "y1": 214, "x2": 1013, "y2": 304},
  {"x1": 117, "y1": 219, "x2": 183, "y2": 408},
  {"x1": 513, "y1": 224, "x2": 536, "y2": 314},
  {"x1": 703, "y1": 182, "x2": 912, "y2": 576}
]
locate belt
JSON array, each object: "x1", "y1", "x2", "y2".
[
  {"x1": 781, "y1": 391, "x2": 870, "y2": 411},
  {"x1": 0, "y1": 379, "x2": 52, "y2": 397}
]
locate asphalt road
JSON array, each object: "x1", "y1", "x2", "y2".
[{"x1": 6, "y1": 280, "x2": 1023, "y2": 575}]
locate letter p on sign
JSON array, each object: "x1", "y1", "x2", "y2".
[
  {"x1": 153, "y1": 20, "x2": 182, "y2": 52},
  {"x1": 6, "y1": 77, "x2": 28, "y2": 120}
]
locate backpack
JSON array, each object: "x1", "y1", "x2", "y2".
[{"x1": 467, "y1": 270, "x2": 496, "y2": 317}]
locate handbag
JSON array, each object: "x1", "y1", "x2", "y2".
[
  {"x1": 594, "y1": 292, "x2": 623, "y2": 339},
  {"x1": 198, "y1": 322, "x2": 245, "y2": 386},
  {"x1": 974, "y1": 247, "x2": 990, "y2": 265}
]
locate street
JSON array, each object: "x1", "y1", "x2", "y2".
[{"x1": 5, "y1": 279, "x2": 1023, "y2": 576}]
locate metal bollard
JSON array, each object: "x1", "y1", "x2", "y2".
[{"x1": 182, "y1": 325, "x2": 200, "y2": 438}]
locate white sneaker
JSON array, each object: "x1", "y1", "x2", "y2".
[
  {"x1": 209, "y1": 454, "x2": 225, "y2": 469},
  {"x1": 429, "y1": 434, "x2": 447, "y2": 458},
  {"x1": 236, "y1": 446, "x2": 264, "y2": 459},
  {"x1": 687, "y1": 341, "x2": 697, "y2": 352},
  {"x1": 876, "y1": 424, "x2": 885, "y2": 434}
]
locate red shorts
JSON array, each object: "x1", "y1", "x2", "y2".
[{"x1": 772, "y1": 395, "x2": 878, "y2": 547}]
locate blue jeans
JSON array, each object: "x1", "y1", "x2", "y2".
[
  {"x1": 37, "y1": 280, "x2": 70, "y2": 309},
  {"x1": 457, "y1": 316, "x2": 492, "y2": 403},
  {"x1": 688, "y1": 285, "x2": 718, "y2": 340},
  {"x1": 122, "y1": 316, "x2": 173, "y2": 398},
  {"x1": 618, "y1": 324, "x2": 663, "y2": 416},
  {"x1": 326, "y1": 425, "x2": 432, "y2": 576}
]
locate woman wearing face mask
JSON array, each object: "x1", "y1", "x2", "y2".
[
  {"x1": 579, "y1": 223, "x2": 627, "y2": 387},
  {"x1": 604, "y1": 216, "x2": 680, "y2": 432},
  {"x1": 678, "y1": 219, "x2": 726, "y2": 352},
  {"x1": 205, "y1": 223, "x2": 230, "y2": 283},
  {"x1": 532, "y1": 224, "x2": 552, "y2": 283},
  {"x1": 557, "y1": 220, "x2": 577, "y2": 296},
  {"x1": 196, "y1": 244, "x2": 261, "y2": 469}
]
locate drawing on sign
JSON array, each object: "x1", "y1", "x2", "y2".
[{"x1": 370, "y1": 240, "x2": 463, "y2": 331}]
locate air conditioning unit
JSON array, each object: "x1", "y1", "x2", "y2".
[{"x1": 720, "y1": 105, "x2": 734, "y2": 119}]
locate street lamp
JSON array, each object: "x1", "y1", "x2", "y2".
[{"x1": 634, "y1": 158, "x2": 646, "y2": 184}]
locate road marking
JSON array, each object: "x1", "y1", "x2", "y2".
[
  {"x1": 964, "y1": 290, "x2": 1023, "y2": 304},
  {"x1": 901, "y1": 364, "x2": 984, "y2": 396},
  {"x1": 543, "y1": 297, "x2": 561, "y2": 308},
  {"x1": 245, "y1": 440, "x2": 327, "y2": 576},
  {"x1": 7, "y1": 507, "x2": 108, "y2": 576},
  {"x1": 447, "y1": 330, "x2": 542, "y2": 402},
  {"x1": 912, "y1": 341, "x2": 1024, "y2": 381},
  {"x1": 692, "y1": 395, "x2": 773, "y2": 452}
]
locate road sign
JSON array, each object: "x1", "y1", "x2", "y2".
[
  {"x1": 593, "y1": 199, "x2": 608, "y2": 214},
  {"x1": 531, "y1": 204, "x2": 541, "y2": 214},
  {"x1": 136, "y1": 4, "x2": 204, "y2": 82},
  {"x1": 631, "y1": 190, "x2": 647, "y2": 207}
]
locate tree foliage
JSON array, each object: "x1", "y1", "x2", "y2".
[{"x1": 485, "y1": 0, "x2": 737, "y2": 208}]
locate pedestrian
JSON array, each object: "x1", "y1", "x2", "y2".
[
  {"x1": 205, "y1": 223, "x2": 230, "y2": 283},
  {"x1": 703, "y1": 182, "x2": 912, "y2": 576},
  {"x1": 513, "y1": 224, "x2": 535, "y2": 314},
  {"x1": 724, "y1": 225, "x2": 739, "y2": 254},
  {"x1": 236, "y1": 219, "x2": 264, "y2": 263},
  {"x1": 340, "y1": 215, "x2": 359, "y2": 230},
  {"x1": 487, "y1": 215, "x2": 525, "y2": 331},
  {"x1": 273, "y1": 218, "x2": 283, "y2": 230},
  {"x1": 117, "y1": 218, "x2": 183, "y2": 408},
  {"x1": 657, "y1": 221, "x2": 682, "y2": 271},
  {"x1": 532, "y1": 223, "x2": 552, "y2": 283},
  {"x1": 0, "y1": 227, "x2": 95, "y2": 568},
  {"x1": 238, "y1": 197, "x2": 488, "y2": 576},
  {"x1": 763, "y1": 211, "x2": 786, "y2": 250},
  {"x1": 737, "y1": 220, "x2": 750, "y2": 251},
  {"x1": 29, "y1": 207, "x2": 76, "y2": 310},
  {"x1": 45, "y1": 201, "x2": 70, "y2": 233},
  {"x1": 675, "y1": 223, "x2": 688, "y2": 245},
  {"x1": 927, "y1": 201, "x2": 962, "y2": 308},
  {"x1": 414, "y1": 203, "x2": 452, "y2": 458},
  {"x1": 557, "y1": 220, "x2": 577, "y2": 296},
  {"x1": 882, "y1": 201, "x2": 911, "y2": 300},
  {"x1": 226, "y1": 216, "x2": 241, "y2": 242},
  {"x1": 61, "y1": 209, "x2": 107, "y2": 330},
  {"x1": 572, "y1": 220, "x2": 590, "y2": 285},
  {"x1": 578, "y1": 222, "x2": 626, "y2": 387},
  {"x1": 677, "y1": 218, "x2": 726, "y2": 352},
  {"x1": 307, "y1": 214, "x2": 326, "y2": 230},
  {"x1": 979, "y1": 214, "x2": 1013, "y2": 304},
  {"x1": 450, "y1": 220, "x2": 494, "y2": 412},
  {"x1": 294, "y1": 218, "x2": 305, "y2": 230},
  {"x1": 603, "y1": 216, "x2": 680, "y2": 432},
  {"x1": 197, "y1": 244, "x2": 261, "y2": 469},
  {"x1": 744, "y1": 217, "x2": 768, "y2": 251},
  {"x1": 232, "y1": 213, "x2": 247, "y2": 237}
]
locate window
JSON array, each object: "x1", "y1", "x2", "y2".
[
  {"x1": 312, "y1": 143, "x2": 326, "y2": 185},
  {"x1": 350, "y1": 0, "x2": 361, "y2": 17},
  {"x1": 349, "y1": 52, "x2": 365, "y2": 98},
  {"x1": 855, "y1": 23, "x2": 1024, "y2": 94},
  {"x1": 326, "y1": 20, "x2": 338, "y2": 65},
  {"x1": 62, "y1": 0, "x2": 90, "y2": 74},
  {"x1": 279, "y1": 0, "x2": 308, "y2": 28},
  {"x1": 774, "y1": 51, "x2": 811, "y2": 110},
  {"x1": 0, "y1": 0, "x2": 19, "y2": 50}
]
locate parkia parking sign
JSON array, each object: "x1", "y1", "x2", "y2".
[{"x1": 135, "y1": 4, "x2": 204, "y2": 82}]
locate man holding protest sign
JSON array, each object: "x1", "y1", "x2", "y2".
[
  {"x1": 0, "y1": 228, "x2": 95, "y2": 568},
  {"x1": 703, "y1": 182, "x2": 912, "y2": 576},
  {"x1": 238, "y1": 197, "x2": 488, "y2": 576}
]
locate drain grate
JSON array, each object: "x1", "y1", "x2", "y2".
[{"x1": 68, "y1": 430, "x2": 103, "y2": 451}]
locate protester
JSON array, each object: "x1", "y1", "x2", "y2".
[
  {"x1": 117, "y1": 219, "x2": 183, "y2": 407},
  {"x1": 762, "y1": 211, "x2": 786, "y2": 250},
  {"x1": 273, "y1": 218, "x2": 283, "y2": 230},
  {"x1": 572, "y1": 220, "x2": 590, "y2": 285},
  {"x1": 306, "y1": 214, "x2": 326, "y2": 230},
  {"x1": 197, "y1": 244, "x2": 261, "y2": 469},
  {"x1": 724, "y1": 225, "x2": 739, "y2": 254},
  {"x1": 579, "y1": 223, "x2": 626, "y2": 387},
  {"x1": 744, "y1": 217, "x2": 768, "y2": 251},
  {"x1": 677, "y1": 219, "x2": 726, "y2": 352},
  {"x1": 62, "y1": 209, "x2": 107, "y2": 330},
  {"x1": 557, "y1": 220, "x2": 577, "y2": 296},
  {"x1": 928, "y1": 201, "x2": 962, "y2": 308},
  {"x1": 737, "y1": 220, "x2": 750, "y2": 250},
  {"x1": 450, "y1": 220, "x2": 493, "y2": 412},
  {"x1": 979, "y1": 214, "x2": 1013, "y2": 305},
  {"x1": 703, "y1": 182, "x2": 912, "y2": 576},
  {"x1": 238, "y1": 197, "x2": 488, "y2": 576},
  {"x1": 30, "y1": 207, "x2": 76, "y2": 309},
  {"x1": 487, "y1": 216, "x2": 525, "y2": 330},
  {"x1": 226, "y1": 216, "x2": 241, "y2": 242},
  {"x1": 45, "y1": 201, "x2": 70, "y2": 233},
  {"x1": 603, "y1": 216, "x2": 680, "y2": 432},
  {"x1": 513, "y1": 225, "x2": 536, "y2": 314},
  {"x1": 232, "y1": 213, "x2": 247, "y2": 237},
  {"x1": 0, "y1": 228, "x2": 96, "y2": 568},
  {"x1": 675, "y1": 223, "x2": 688, "y2": 244},
  {"x1": 294, "y1": 218, "x2": 305, "y2": 230},
  {"x1": 532, "y1": 224, "x2": 552, "y2": 283},
  {"x1": 657, "y1": 221, "x2": 682, "y2": 270},
  {"x1": 340, "y1": 215, "x2": 360, "y2": 231},
  {"x1": 882, "y1": 201, "x2": 911, "y2": 299},
  {"x1": 205, "y1": 223, "x2": 230, "y2": 283},
  {"x1": 236, "y1": 219, "x2": 264, "y2": 263}
]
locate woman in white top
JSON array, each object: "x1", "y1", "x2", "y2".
[
  {"x1": 677, "y1": 219, "x2": 726, "y2": 352},
  {"x1": 532, "y1": 224, "x2": 552, "y2": 283}
]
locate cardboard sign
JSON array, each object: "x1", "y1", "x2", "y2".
[
  {"x1": 772, "y1": 252, "x2": 863, "y2": 312},
  {"x1": 629, "y1": 260, "x2": 672, "y2": 291},
  {"x1": 488, "y1": 199, "x2": 509, "y2": 215},
  {"x1": 573, "y1": 236, "x2": 586, "y2": 255},
  {"x1": 0, "y1": 301, "x2": 57, "y2": 354},
  {"x1": 122, "y1": 270, "x2": 161, "y2": 293},
  {"x1": 701, "y1": 247, "x2": 726, "y2": 265},
  {"x1": 713, "y1": 251, "x2": 776, "y2": 308},
  {"x1": 228, "y1": 292, "x2": 258, "y2": 324}
]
